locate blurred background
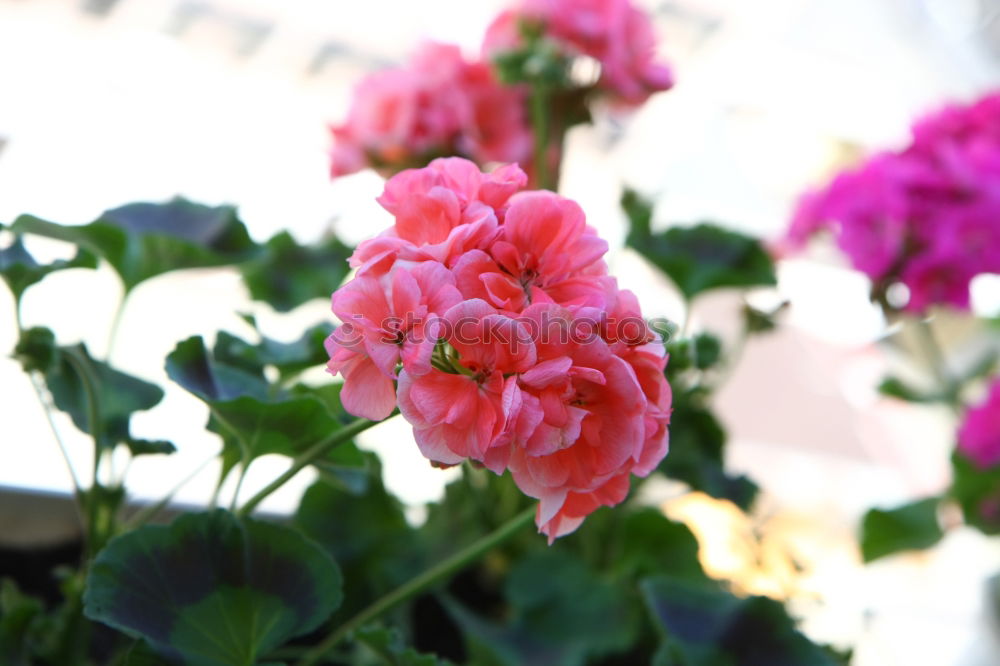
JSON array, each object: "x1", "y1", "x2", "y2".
[{"x1": 1, "y1": 0, "x2": 999, "y2": 663}]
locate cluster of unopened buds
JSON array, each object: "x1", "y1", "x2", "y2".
[{"x1": 325, "y1": 158, "x2": 671, "y2": 540}]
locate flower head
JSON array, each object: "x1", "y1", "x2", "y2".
[
  {"x1": 330, "y1": 43, "x2": 532, "y2": 178},
  {"x1": 326, "y1": 158, "x2": 670, "y2": 540},
  {"x1": 786, "y1": 91, "x2": 1000, "y2": 312}
]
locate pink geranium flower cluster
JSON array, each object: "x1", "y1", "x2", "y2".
[
  {"x1": 787, "y1": 91, "x2": 1000, "y2": 312},
  {"x1": 959, "y1": 378, "x2": 1000, "y2": 470},
  {"x1": 330, "y1": 43, "x2": 532, "y2": 177},
  {"x1": 483, "y1": 0, "x2": 674, "y2": 106},
  {"x1": 325, "y1": 157, "x2": 671, "y2": 540}
]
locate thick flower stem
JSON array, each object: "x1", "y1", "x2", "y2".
[
  {"x1": 297, "y1": 507, "x2": 536, "y2": 666},
  {"x1": 530, "y1": 83, "x2": 553, "y2": 190},
  {"x1": 236, "y1": 416, "x2": 385, "y2": 517}
]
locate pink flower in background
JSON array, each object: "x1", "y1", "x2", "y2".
[
  {"x1": 326, "y1": 158, "x2": 671, "y2": 540},
  {"x1": 350, "y1": 158, "x2": 528, "y2": 274},
  {"x1": 958, "y1": 378, "x2": 1000, "y2": 469},
  {"x1": 330, "y1": 43, "x2": 531, "y2": 178},
  {"x1": 483, "y1": 0, "x2": 674, "y2": 106},
  {"x1": 786, "y1": 91, "x2": 1000, "y2": 312}
]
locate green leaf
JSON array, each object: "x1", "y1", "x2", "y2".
[
  {"x1": 16, "y1": 328, "x2": 167, "y2": 453},
  {"x1": 447, "y1": 550, "x2": 636, "y2": 666},
  {"x1": 659, "y1": 402, "x2": 758, "y2": 510},
  {"x1": 0, "y1": 580, "x2": 45, "y2": 666},
  {"x1": 353, "y1": 625, "x2": 451, "y2": 666},
  {"x1": 240, "y1": 231, "x2": 352, "y2": 313},
  {"x1": 490, "y1": 24, "x2": 572, "y2": 88},
  {"x1": 0, "y1": 231, "x2": 97, "y2": 303},
  {"x1": 295, "y1": 474, "x2": 420, "y2": 619},
  {"x1": 420, "y1": 468, "x2": 534, "y2": 561},
  {"x1": 951, "y1": 452, "x2": 1000, "y2": 535},
  {"x1": 615, "y1": 509, "x2": 708, "y2": 582},
  {"x1": 860, "y1": 498, "x2": 944, "y2": 562},
  {"x1": 165, "y1": 335, "x2": 270, "y2": 402},
  {"x1": 84, "y1": 510, "x2": 342, "y2": 666},
  {"x1": 877, "y1": 376, "x2": 942, "y2": 404},
  {"x1": 12, "y1": 198, "x2": 258, "y2": 293},
  {"x1": 621, "y1": 188, "x2": 655, "y2": 238},
  {"x1": 623, "y1": 191, "x2": 776, "y2": 300},
  {"x1": 124, "y1": 438, "x2": 178, "y2": 456},
  {"x1": 691, "y1": 333, "x2": 722, "y2": 371},
  {"x1": 124, "y1": 640, "x2": 183, "y2": 665},
  {"x1": 642, "y1": 576, "x2": 844, "y2": 666},
  {"x1": 166, "y1": 336, "x2": 364, "y2": 485},
  {"x1": 216, "y1": 322, "x2": 334, "y2": 384}
]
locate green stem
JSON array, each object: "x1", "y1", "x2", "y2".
[
  {"x1": 912, "y1": 317, "x2": 961, "y2": 410},
  {"x1": 105, "y1": 288, "x2": 130, "y2": 361},
  {"x1": 297, "y1": 507, "x2": 535, "y2": 666},
  {"x1": 229, "y1": 454, "x2": 252, "y2": 512},
  {"x1": 62, "y1": 346, "x2": 107, "y2": 556},
  {"x1": 28, "y1": 372, "x2": 84, "y2": 497},
  {"x1": 530, "y1": 83, "x2": 552, "y2": 190},
  {"x1": 237, "y1": 416, "x2": 386, "y2": 517}
]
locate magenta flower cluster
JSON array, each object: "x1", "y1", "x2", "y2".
[
  {"x1": 959, "y1": 377, "x2": 1000, "y2": 470},
  {"x1": 788, "y1": 91, "x2": 1000, "y2": 312}
]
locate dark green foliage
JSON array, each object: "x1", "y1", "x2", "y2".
[
  {"x1": 215, "y1": 321, "x2": 333, "y2": 384},
  {"x1": 659, "y1": 402, "x2": 758, "y2": 511},
  {"x1": 860, "y1": 498, "x2": 944, "y2": 562},
  {"x1": 642, "y1": 576, "x2": 845, "y2": 666},
  {"x1": 295, "y1": 473, "x2": 421, "y2": 619},
  {"x1": 353, "y1": 625, "x2": 451, "y2": 666},
  {"x1": 0, "y1": 229, "x2": 97, "y2": 303},
  {"x1": 165, "y1": 335, "x2": 366, "y2": 486},
  {"x1": 0, "y1": 580, "x2": 45, "y2": 666},
  {"x1": 241, "y1": 231, "x2": 353, "y2": 312},
  {"x1": 951, "y1": 452, "x2": 1000, "y2": 535},
  {"x1": 447, "y1": 550, "x2": 636, "y2": 666},
  {"x1": 84, "y1": 510, "x2": 342, "y2": 666},
  {"x1": 15, "y1": 327, "x2": 169, "y2": 454},
  {"x1": 614, "y1": 509, "x2": 709, "y2": 583},
  {"x1": 12, "y1": 198, "x2": 258, "y2": 293},
  {"x1": 692, "y1": 333, "x2": 723, "y2": 370},
  {"x1": 877, "y1": 376, "x2": 942, "y2": 404},
  {"x1": 623, "y1": 189, "x2": 776, "y2": 300}
]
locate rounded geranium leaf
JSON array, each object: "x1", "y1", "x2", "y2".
[
  {"x1": 623, "y1": 190, "x2": 776, "y2": 300},
  {"x1": 17, "y1": 329, "x2": 167, "y2": 453},
  {"x1": 12, "y1": 198, "x2": 258, "y2": 293},
  {"x1": 0, "y1": 230, "x2": 97, "y2": 303},
  {"x1": 642, "y1": 575, "x2": 846, "y2": 665},
  {"x1": 84, "y1": 510, "x2": 342, "y2": 666},
  {"x1": 860, "y1": 498, "x2": 944, "y2": 562},
  {"x1": 241, "y1": 231, "x2": 353, "y2": 313}
]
